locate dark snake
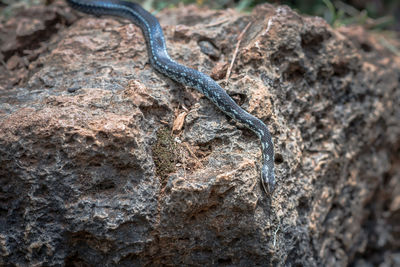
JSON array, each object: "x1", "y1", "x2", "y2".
[{"x1": 66, "y1": 0, "x2": 276, "y2": 193}]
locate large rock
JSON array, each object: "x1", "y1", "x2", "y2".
[{"x1": 1, "y1": 1, "x2": 399, "y2": 266}]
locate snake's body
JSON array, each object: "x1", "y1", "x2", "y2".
[{"x1": 66, "y1": 0, "x2": 276, "y2": 193}]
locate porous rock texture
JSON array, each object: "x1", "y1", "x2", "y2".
[{"x1": 1, "y1": 1, "x2": 400, "y2": 266}]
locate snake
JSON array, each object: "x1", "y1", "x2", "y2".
[{"x1": 66, "y1": 0, "x2": 276, "y2": 193}]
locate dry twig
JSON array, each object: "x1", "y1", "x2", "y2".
[{"x1": 225, "y1": 21, "x2": 252, "y2": 85}]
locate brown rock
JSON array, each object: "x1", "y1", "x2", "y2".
[
  {"x1": 0, "y1": 0, "x2": 78, "y2": 88},
  {"x1": 0, "y1": 1, "x2": 399, "y2": 266}
]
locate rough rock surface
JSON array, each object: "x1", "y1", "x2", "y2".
[{"x1": 1, "y1": 1, "x2": 400, "y2": 266}]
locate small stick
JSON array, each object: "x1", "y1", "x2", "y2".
[
  {"x1": 204, "y1": 18, "x2": 230, "y2": 28},
  {"x1": 225, "y1": 21, "x2": 252, "y2": 85},
  {"x1": 183, "y1": 142, "x2": 204, "y2": 168}
]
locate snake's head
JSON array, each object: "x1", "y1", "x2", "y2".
[{"x1": 261, "y1": 164, "x2": 275, "y2": 194}]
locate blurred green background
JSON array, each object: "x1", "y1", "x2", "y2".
[{"x1": 0, "y1": 0, "x2": 399, "y2": 31}]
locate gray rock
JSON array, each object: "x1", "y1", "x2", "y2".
[{"x1": 0, "y1": 1, "x2": 399, "y2": 266}]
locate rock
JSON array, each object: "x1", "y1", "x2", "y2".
[
  {"x1": 1, "y1": 1, "x2": 399, "y2": 266},
  {"x1": 0, "y1": 0, "x2": 77, "y2": 88}
]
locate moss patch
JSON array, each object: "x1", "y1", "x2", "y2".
[{"x1": 152, "y1": 127, "x2": 177, "y2": 183}]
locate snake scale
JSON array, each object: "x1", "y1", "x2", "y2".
[{"x1": 66, "y1": 0, "x2": 276, "y2": 193}]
